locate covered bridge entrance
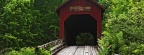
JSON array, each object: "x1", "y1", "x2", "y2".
[{"x1": 56, "y1": 0, "x2": 105, "y2": 46}]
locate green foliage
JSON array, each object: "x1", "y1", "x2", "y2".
[
  {"x1": 33, "y1": 0, "x2": 66, "y2": 41},
  {"x1": 6, "y1": 47, "x2": 50, "y2": 55},
  {"x1": 98, "y1": 0, "x2": 144, "y2": 55},
  {"x1": 0, "y1": 0, "x2": 43, "y2": 48},
  {"x1": 120, "y1": 43, "x2": 144, "y2": 55},
  {"x1": 98, "y1": 31, "x2": 125, "y2": 55},
  {"x1": 36, "y1": 48, "x2": 50, "y2": 55},
  {"x1": 0, "y1": 0, "x2": 66, "y2": 50},
  {"x1": 7, "y1": 47, "x2": 35, "y2": 55},
  {"x1": 0, "y1": 33, "x2": 20, "y2": 49},
  {"x1": 76, "y1": 33, "x2": 94, "y2": 45}
]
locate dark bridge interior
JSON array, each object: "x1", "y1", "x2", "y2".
[{"x1": 64, "y1": 14, "x2": 97, "y2": 46}]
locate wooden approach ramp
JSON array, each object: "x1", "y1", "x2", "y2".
[{"x1": 56, "y1": 46, "x2": 98, "y2": 55}]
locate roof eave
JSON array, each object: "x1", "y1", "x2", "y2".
[{"x1": 56, "y1": 0, "x2": 71, "y2": 15}]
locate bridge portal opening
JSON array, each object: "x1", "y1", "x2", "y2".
[{"x1": 64, "y1": 14, "x2": 97, "y2": 46}]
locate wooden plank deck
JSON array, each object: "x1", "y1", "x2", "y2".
[{"x1": 56, "y1": 46, "x2": 98, "y2": 55}]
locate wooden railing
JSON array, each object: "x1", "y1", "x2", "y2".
[{"x1": 35, "y1": 39, "x2": 66, "y2": 55}]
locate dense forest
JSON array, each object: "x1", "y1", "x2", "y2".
[
  {"x1": 0, "y1": 0, "x2": 144, "y2": 55},
  {"x1": 0, "y1": 0, "x2": 66, "y2": 54},
  {"x1": 98, "y1": 0, "x2": 144, "y2": 55}
]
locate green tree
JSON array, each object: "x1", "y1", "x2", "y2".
[
  {"x1": 0, "y1": 0, "x2": 67, "y2": 50},
  {"x1": 98, "y1": 0, "x2": 144, "y2": 55}
]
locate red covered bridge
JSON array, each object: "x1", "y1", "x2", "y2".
[
  {"x1": 36, "y1": 0, "x2": 105, "y2": 55},
  {"x1": 56, "y1": 0, "x2": 105, "y2": 45}
]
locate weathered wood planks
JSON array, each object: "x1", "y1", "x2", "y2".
[
  {"x1": 56, "y1": 46, "x2": 78, "y2": 55},
  {"x1": 56, "y1": 46, "x2": 98, "y2": 55}
]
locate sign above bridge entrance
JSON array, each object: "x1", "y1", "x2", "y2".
[{"x1": 70, "y1": 6, "x2": 91, "y2": 12}]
